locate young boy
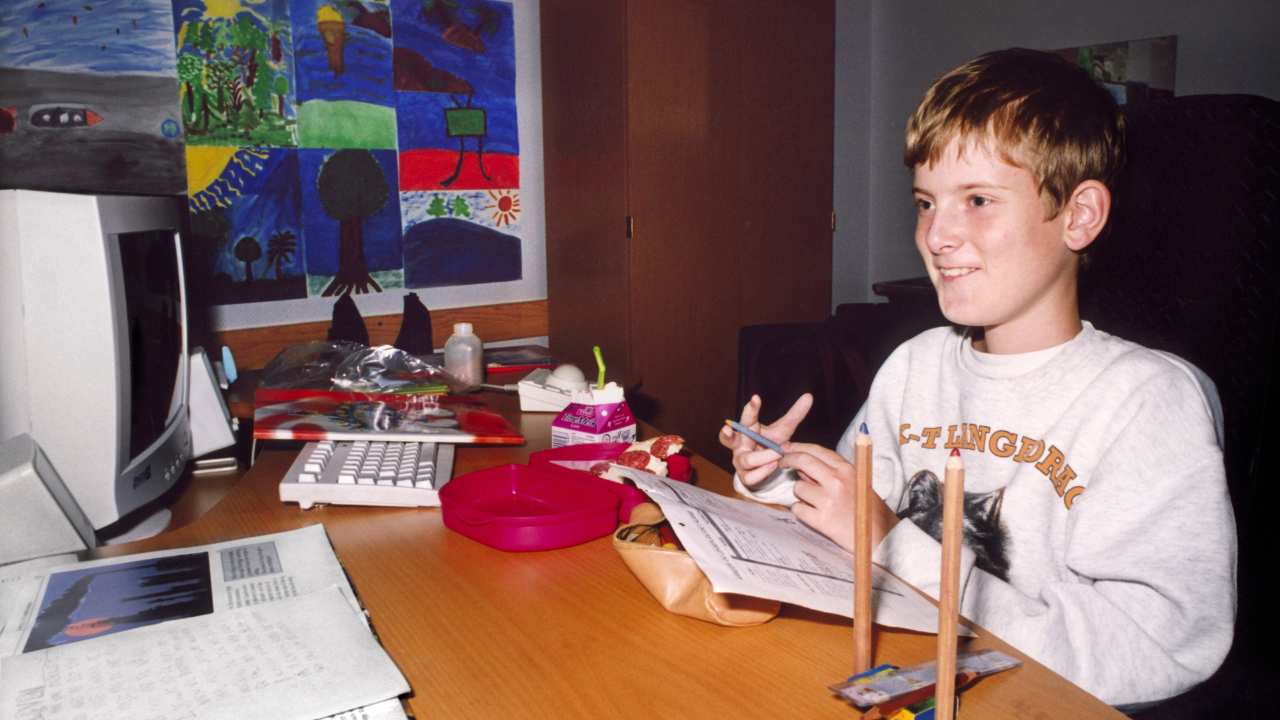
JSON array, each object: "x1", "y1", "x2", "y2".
[{"x1": 721, "y1": 48, "x2": 1235, "y2": 710}]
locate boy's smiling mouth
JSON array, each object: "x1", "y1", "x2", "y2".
[{"x1": 938, "y1": 267, "x2": 978, "y2": 279}]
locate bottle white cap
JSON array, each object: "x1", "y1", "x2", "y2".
[{"x1": 453, "y1": 322, "x2": 473, "y2": 335}]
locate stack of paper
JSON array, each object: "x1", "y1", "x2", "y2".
[
  {"x1": 0, "y1": 525, "x2": 410, "y2": 720},
  {"x1": 619, "y1": 467, "x2": 972, "y2": 635}
]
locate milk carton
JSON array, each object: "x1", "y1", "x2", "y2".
[{"x1": 550, "y1": 382, "x2": 636, "y2": 447}]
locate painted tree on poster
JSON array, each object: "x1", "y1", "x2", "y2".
[{"x1": 318, "y1": 149, "x2": 390, "y2": 295}]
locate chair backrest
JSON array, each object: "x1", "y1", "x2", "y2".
[{"x1": 1079, "y1": 93, "x2": 1280, "y2": 678}]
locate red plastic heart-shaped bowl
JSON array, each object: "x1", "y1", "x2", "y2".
[{"x1": 440, "y1": 463, "x2": 621, "y2": 552}]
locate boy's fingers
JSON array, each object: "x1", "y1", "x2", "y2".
[
  {"x1": 783, "y1": 442, "x2": 850, "y2": 467},
  {"x1": 773, "y1": 392, "x2": 814, "y2": 425},
  {"x1": 718, "y1": 423, "x2": 738, "y2": 449},
  {"x1": 739, "y1": 460, "x2": 780, "y2": 488},
  {"x1": 791, "y1": 500, "x2": 820, "y2": 531},
  {"x1": 738, "y1": 395, "x2": 763, "y2": 428},
  {"x1": 762, "y1": 392, "x2": 814, "y2": 438},
  {"x1": 734, "y1": 447, "x2": 782, "y2": 477},
  {"x1": 778, "y1": 450, "x2": 840, "y2": 485},
  {"x1": 792, "y1": 475, "x2": 820, "y2": 506}
]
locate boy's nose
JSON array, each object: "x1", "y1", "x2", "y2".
[{"x1": 921, "y1": 211, "x2": 962, "y2": 254}]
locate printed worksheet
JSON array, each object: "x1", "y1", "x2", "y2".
[
  {"x1": 0, "y1": 586, "x2": 408, "y2": 720},
  {"x1": 621, "y1": 468, "x2": 969, "y2": 635}
]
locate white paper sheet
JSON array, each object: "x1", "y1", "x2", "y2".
[
  {"x1": 621, "y1": 468, "x2": 969, "y2": 635},
  {"x1": 0, "y1": 525, "x2": 356, "y2": 659},
  {"x1": 0, "y1": 586, "x2": 409, "y2": 720}
]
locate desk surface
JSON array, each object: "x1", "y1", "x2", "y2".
[{"x1": 103, "y1": 395, "x2": 1122, "y2": 718}]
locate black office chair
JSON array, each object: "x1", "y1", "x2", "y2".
[{"x1": 1081, "y1": 93, "x2": 1280, "y2": 718}]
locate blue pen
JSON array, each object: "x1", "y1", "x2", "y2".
[{"x1": 724, "y1": 419, "x2": 785, "y2": 455}]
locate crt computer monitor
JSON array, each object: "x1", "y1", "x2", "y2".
[{"x1": 0, "y1": 189, "x2": 192, "y2": 542}]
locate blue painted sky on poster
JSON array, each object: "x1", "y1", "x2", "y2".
[
  {"x1": 299, "y1": 148, "x2": 403, "y2": 276},
  {"x1": 390, "y1": 0, "x2": 517, "y2": 153},
  {"x1": 0, "y1": 0, "x2": 177, "y2": 75}
]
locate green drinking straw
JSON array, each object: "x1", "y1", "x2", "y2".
[{"x1": 592, "y1": 345, "x2": 606, "y2": 389}]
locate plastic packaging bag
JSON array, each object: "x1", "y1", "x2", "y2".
[{"x1": 259, "y1": 341, "x2": 456, "y2": 393}]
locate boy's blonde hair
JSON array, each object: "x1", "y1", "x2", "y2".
[{"x1": 905, "y1": 48, "x2": 1125, "y2": 219}]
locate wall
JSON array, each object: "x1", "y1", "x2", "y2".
[{"x1": 833, "y1": 0, "x2": 1280, "y2": 306}]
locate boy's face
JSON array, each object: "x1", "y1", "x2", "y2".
[{"x1": 912, "y1": 136, "x2": 1080, "y2": 352}]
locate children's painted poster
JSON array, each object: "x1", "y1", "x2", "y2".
[
  {"x1": 291, "y1": 0, "x2": 396, "y2": 148},
  {"x1": 392, "y1": 0, "x2": 519, "y2": 190},
  {"x1": 401, "y1": 188, "x2": 521, "y2": 287},
  {"x1": 300, "y1": 148, "x2": 403, "y2": 296},
  {"x1": 1, "y1": 0, "x2": 538, "y2": 319},
  {"x1": 392, "y1": 0, "x2": 522, "y2": 289},
  {"x1": 0, "y1": 0, "x2": 185, "y2": 195},
  {"x1": 185, "y1": 146, "x2": 307, "y2": 305},
  {"x1": 171, "y1": 0, "x2": 298, "y2": 147}
]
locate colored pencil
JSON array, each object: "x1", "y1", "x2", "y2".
[
  {"x1": 853, "y1": 427, "x2": 874, "y2": 673},
  {"x1": 723, "y1": 419, "x2": 785, "y2": 455},
  {"x1": 937, "y1": 448, "x2": 965, "y2": 720}
]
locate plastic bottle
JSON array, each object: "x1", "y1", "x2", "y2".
[{"x1": 444, "y1": 322, "x2": 484, "y2": 387}]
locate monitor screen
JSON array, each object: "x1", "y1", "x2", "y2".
[{"x1": 118, "y1": 230, "x2": 185, "y2": 460}]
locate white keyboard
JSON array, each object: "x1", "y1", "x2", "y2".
[{"x1": 279, "y1": 440, "x2": 456, "y2": 510}]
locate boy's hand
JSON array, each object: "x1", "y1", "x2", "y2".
[
  {"x1": 780, "y1": 443, "x2": 899, "y2": 554},
  {"x1": 719, "y1": 393, "x2": 813, "y2": 489}
]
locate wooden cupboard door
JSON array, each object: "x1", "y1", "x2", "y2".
[
  {"x1": 626, "y1": 0, "x2": 833, "y2": 459},
  {"x1": 541, "y1": 0, "x2": 631, "y2": 378},
  {"x1": 625, "y1": 0, "x2": 731, "y2": 457},
  {"x1": 730, "y1": 0, "x2": 834, "y2": 328}
]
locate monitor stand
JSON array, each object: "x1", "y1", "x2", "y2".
[{"x1": 99, "y1": 507, "x2": 173, "y2": 545}]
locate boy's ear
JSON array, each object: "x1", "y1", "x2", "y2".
[{"x1": 1063, "y1": 180, "x2": 1111, "y2": 252}]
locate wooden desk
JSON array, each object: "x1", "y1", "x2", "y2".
[{"x1": 100, "y1": 396, "x2": 1123, "y2": 718}]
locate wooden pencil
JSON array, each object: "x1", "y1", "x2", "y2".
[
  {"x1": 853, "y1": 429, "x2": 874, "y2": 673},
  {"x1": 936, "y1": 448, "x2": 964, "y2": 720}
]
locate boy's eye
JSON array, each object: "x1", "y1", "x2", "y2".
[
  {"x1": 970, "y1": 195, "x2": 991, "y2": 207},
  {"x1": 914, "y1": 198, "x2": 933, "y2": 212}
]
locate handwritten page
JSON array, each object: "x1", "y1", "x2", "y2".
[
  {"x1": 0, "y1": 586, "x2": 408, "y2": 720},
  {"x1": 621, "y1": 468, "x2": 968, "y2": 635}
]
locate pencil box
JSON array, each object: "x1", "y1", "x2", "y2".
[{"x1": 612, "y1": 502, "x2": 780, "y2": 626}]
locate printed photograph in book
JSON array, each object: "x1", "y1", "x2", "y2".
[
  {"x1": 253, "y1": 388, "x2": 525, "y2": 444},
  {"x1": 0, "y1": 0, "x2": 185, "y2": 195},
  {"x1": 24, "y1": 553, "x2": 214, "y2": 653}
]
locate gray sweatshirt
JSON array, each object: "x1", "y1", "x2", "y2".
[{"x1": 736, "y1": 323, "x2": 1235, "y2": 708}]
